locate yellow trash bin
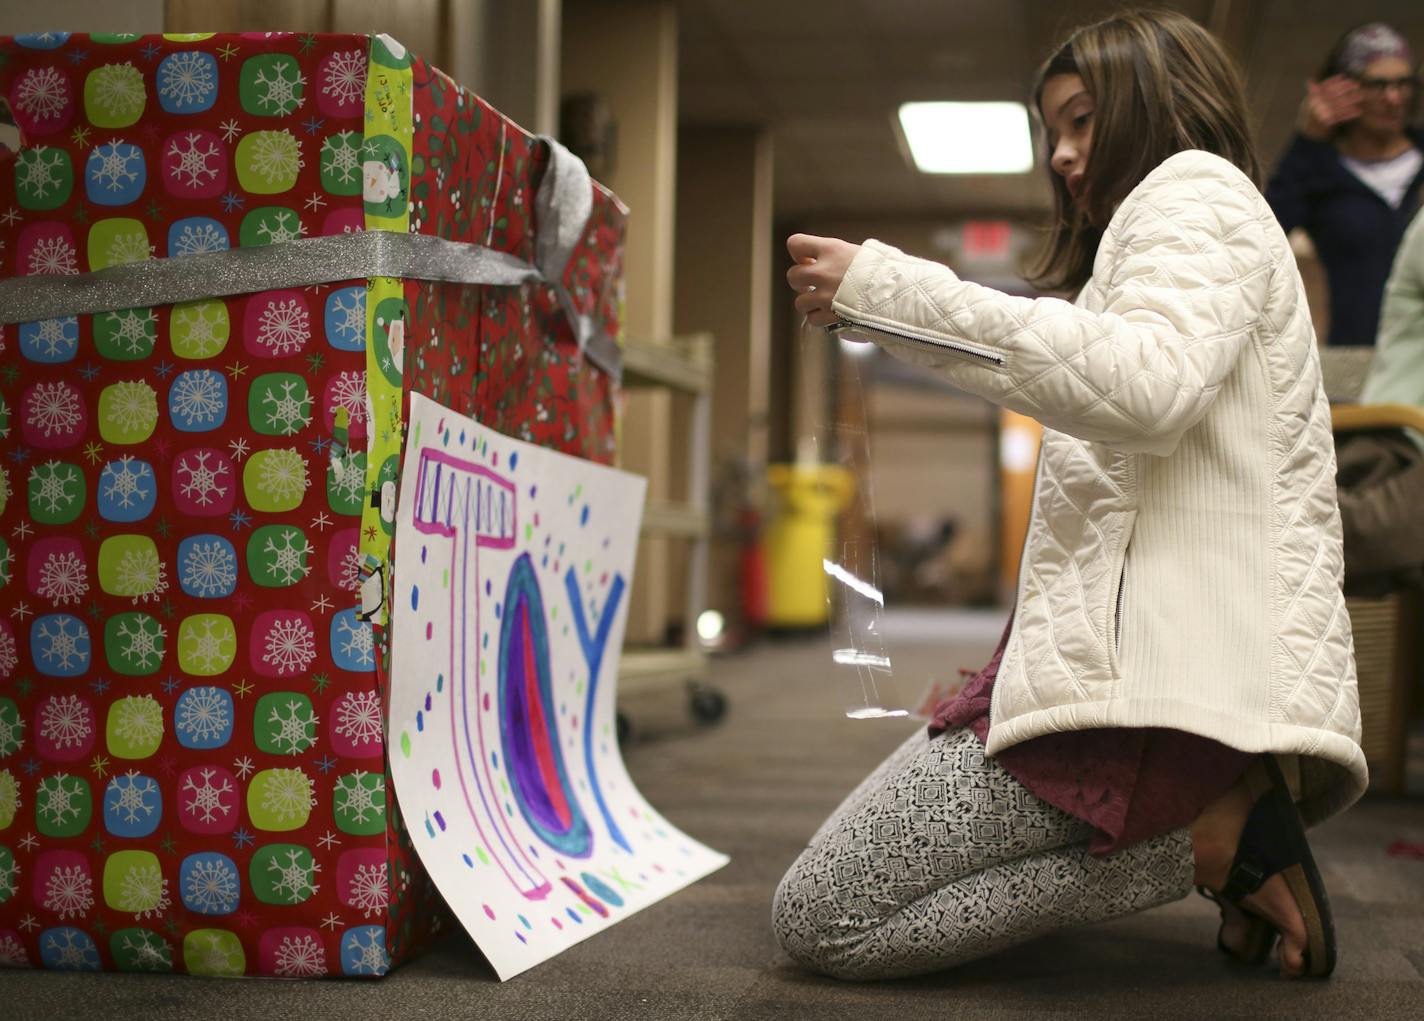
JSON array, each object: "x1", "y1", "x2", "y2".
[{"x1": 765, "y1": 464, "x2": 855, "y2": 628}]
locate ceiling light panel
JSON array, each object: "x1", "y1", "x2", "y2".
[{"x1": 897, "y1": 102, "x2": 1034, "y2": 174}]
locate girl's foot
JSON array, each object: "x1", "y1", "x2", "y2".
[
  {"x1": 1190, "y1": 768, "x2": 1315, "y2": 977},
  {"x1": 1196, "y1": 890, "x2": 1276, "y2": 966}
]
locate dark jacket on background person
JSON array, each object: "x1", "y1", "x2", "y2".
[{"x1": 1265, "y1": 127, "x2": 1424, "y2": 347}]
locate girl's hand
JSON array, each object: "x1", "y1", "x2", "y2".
[
  {"x1": 1299, "y1": 76, "x2": 1363, "y2": 140},
  {"x1": 786, "y1": 234, "x2": 861, "y2": 328}
]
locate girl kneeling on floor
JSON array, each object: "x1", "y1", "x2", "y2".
[{"x1": 777, "y1": 8, "x2": 1366, "y2": 981}]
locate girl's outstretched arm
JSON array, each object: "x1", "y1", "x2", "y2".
[{"x1": 818, "y1": 152, "x2": 1278, "y2": 457}]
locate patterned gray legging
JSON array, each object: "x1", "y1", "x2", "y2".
[{"x1": 772, "y1": 727, "x2": 1197, "y2": 980}]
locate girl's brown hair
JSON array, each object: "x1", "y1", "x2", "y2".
[{"x1": 1027, "y1": 9, "x2": 1262, "y2": 292}]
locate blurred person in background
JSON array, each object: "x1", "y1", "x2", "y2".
[
  {"x1": 1266, "y1": 22, "x2": 1424, "y2": 347},
  {"x1": 1336, "y1": 208, "x2": 1424, "y2": 582}
]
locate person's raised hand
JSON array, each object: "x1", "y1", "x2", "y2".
[
  {"x1": 1300, "y1": 76, "x2": 1363, "y2": 141},
  {"x1": 786, "y1": 234, "x2": 861, "y2": 328}
]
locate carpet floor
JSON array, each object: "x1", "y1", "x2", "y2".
[{"x1": 8, "y1": 609, "x2": 1423, "y2": 1020}]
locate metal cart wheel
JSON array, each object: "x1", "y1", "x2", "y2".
[{"x1": 688, "y1": 681, "x2": 727, "y2": 725}]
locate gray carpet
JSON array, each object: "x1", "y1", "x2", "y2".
[{"x1": 8, "y1": 611, "x2": 1424, "y2": 1020}]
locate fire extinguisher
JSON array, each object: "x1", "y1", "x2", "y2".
[{"x1": 738, "y1": 505, "x2": 768, "y2": 634}]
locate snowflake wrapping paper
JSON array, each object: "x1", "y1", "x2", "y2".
[{"x1": 0, "y1": 30, "x2": 625, "y2": 977}]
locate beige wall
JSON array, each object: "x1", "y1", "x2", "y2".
[
  {"x1": 674, "y1": 125, "x2": 774, "y2": 468},
  {"x1": 562, "y1": 0, "x2": 677, "y2": 342},
  {"x1": 863, "y1": 385, "x2": 995, "y2": 538},
  {"x1": 2, "y1": 0, "x2": 163, "y2": 32},
  {"x1": 672, "y1": 124, "x2": 774, "y2": 623},
  {"x1": 448, "y1": 0, "x2": 561, "y2": 136},
  {"x1": 327, "y1": 0, "x2": 449, "y2": 75},
  {"x1": 163, "y1": 2, "x2": 437, "y2": 53},
  {"x1": 563, "y1": 1, "x2": 679, "y2": 644}
]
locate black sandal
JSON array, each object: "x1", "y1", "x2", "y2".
[
  {"x1": 1196, "y1": 884, "x2": 1277, "y2": 965},
  {"x1": 1213, "y1": 755, "x2": 1337, "y2": 978}
]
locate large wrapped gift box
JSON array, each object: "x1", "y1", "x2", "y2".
[{"x1": 0, "y1": 30, "x2": 625, "y2": 977}]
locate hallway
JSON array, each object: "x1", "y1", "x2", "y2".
[{"x1": 9, "y1": 610, "x2": 1423, "y2": 1019}]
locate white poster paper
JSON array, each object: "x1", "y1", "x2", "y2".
[{"x1": 389, "y1": 392, "x2": 728, "y2": 979}]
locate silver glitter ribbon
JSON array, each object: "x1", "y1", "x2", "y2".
[
  {"x1": 0, "y1": 136, "x2": 622, "y2": 381},
  {"x1": 536, "y1": 136, "x2": 600, "y2": 356}
]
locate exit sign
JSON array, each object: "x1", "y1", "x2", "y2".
[{"x1": 962, "y1": 220, "x2": 1012, "y2": 260}]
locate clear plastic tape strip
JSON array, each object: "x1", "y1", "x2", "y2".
[{"x1": 802, "y1": 321, "x2": 908, "y2": 719}]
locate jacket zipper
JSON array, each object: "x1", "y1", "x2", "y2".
[
  {"x1": 831, "y1": 314, "x2": 1005, "y2": 367},
  {"x1": 1114, "y1": 564, "x2": 1126, "y2": 654}
]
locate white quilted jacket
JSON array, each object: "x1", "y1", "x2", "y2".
[{"x1": 832, "y1": 150, "x2": 1366, "y2": 825}]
